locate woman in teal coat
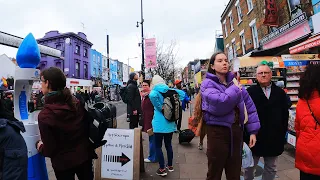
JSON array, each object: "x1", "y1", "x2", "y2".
[{"x1": 149, "y1": 75, "x2": 185, "y2": 177}]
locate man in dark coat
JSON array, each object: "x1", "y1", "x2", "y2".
[
  {"x1": 244, "y1": 64, "x2": 289, "y2": 180},
  {"x1": 0, "y1": 101, "x2": 28, "y2": 180},
  {"x1": 127, "y1": 72, "x2": 141, "y2": 129}
]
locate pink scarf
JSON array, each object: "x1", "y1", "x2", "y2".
[{"x1": 141, "y1": 88, "x2": 151, "y2": 101}]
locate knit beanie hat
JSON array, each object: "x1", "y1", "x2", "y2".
[
  {"x1": 129, "y1": 72, "x2": 136, "y2": 80},
  {"x1": 151, "y1": 75, "x2": 166, "y2": 89}
]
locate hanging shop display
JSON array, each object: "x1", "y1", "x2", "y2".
[{"x1": 282, "y1": 54, "x2": 320, "y2": 147}]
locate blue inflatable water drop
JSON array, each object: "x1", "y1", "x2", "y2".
[{"x1": 16, "y1": 33, "x2": 41, "y2": 68}]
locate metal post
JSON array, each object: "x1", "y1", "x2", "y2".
[
  {"x1": 107, "y1": 34, "x2": 110, "y2": 83},
  {"x1": 140, "y1": 0, "x2": 145, "y2": 79},
  {"x1": 127, "y1": 57, "x2": 130, "y2": 78}
]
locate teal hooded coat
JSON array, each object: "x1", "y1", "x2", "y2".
[{"x1": 149, "y1": 84, "x2": 185, "y2": 133}]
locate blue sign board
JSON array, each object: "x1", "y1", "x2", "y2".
[{"x1": 110, "y1": 59, "x2": 118, "y2": 85}]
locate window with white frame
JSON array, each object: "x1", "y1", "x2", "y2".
[
  {"x1": 227, "y1": 45, "x2": 233, "y2": 60},
  {"x1": 235, "y1": 0, "x2": 242, "y2": 23},
  {"x1": 232, "y1": 42, "x2": 237, "y2": 58},
  {"x1": 240, "y1": 31, "x2": 246, "y2": 55},
  {"x1": 223, "y1": 19, "x2": 228, "y2": 37},
  {"x1": 228, "y1": 12, "x2": 234, "y2": 32},
  {"x1": 247, "y1": 0, "x2": 253, "y2": 12},
  {"x1": 250, "y1": 19, "x2": 259, "y2": 49}
]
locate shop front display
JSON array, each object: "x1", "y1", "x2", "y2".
[
  {"x1": 237, "y1": 56, "x2": 286, "y2": 88},
  {"x1": 282, "y1": 54, "x2": 320, "y2": 147},
  {"x1": 66, "y1": 78, "x2": 93, "y2": 94}
]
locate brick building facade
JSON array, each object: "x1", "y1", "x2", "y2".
[{"x1": 221, "y1": 0, "x2": 312, "y2": 59}]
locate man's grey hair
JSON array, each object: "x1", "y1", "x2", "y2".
[{"x1": 256, "y1": 64, "x2": 271, "y2": 73}]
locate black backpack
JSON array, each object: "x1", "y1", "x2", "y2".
[
  {"x1": 161, "y1": 90, "x2": 181, "y2": 122},
  {"x1": 120, "y1": 87, "x2": 128, "y2": 103},
  {"x1": 85, "y1": 102, "x2": 116, "y2": 149}
]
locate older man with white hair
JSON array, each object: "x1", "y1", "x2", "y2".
[{"x1": 244, "y1": 64, "x2": 289, "y2": 180}]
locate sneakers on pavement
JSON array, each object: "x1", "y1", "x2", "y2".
[
  {"x1": 156, "y1": 168, "x2": 167, "y2": 176},
  {"x1": 198, "y1": 143, "x2": 203, "y2": 150},
  {"x1": 144, "y1": 158, "x2": 151, "y2": 163},
  {"x1": 166, "y1": 165, "x2": 174, "y2": 172}
]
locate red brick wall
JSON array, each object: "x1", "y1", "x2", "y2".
[{"x1": 220, "y1": 0, "x2": 312, "y2": 57}]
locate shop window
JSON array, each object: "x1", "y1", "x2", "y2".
[
  {"x1": 75, "y1": 45, "x2": 80, "y2": 54},
  {"x1": 40, "y1": 63, "x2": 46, "y2": 71},
  {"x1": 84, "y1": 64, "x2": 88, "y2": 78},
  {"x1": 93, "y1": 68, "x2": 97, "y2": 76},
  {"x1": 55, "y1": 61, "x2": 61, "y2": 69},
  {"x1": 228, "y1": 13, "x2": 234, "y2": 32},
  {"x1": 250, "y1": 23, "x2": 259, "y2": 49},
  {"x1": 232, "y1": 42, "x2": 237, "y2": 58},
  {"x1": 56, "y1": 44, "x2": 62, "y2": 50},
  {"x1": 84, "y1": 48, "x2": 88, "y2": 57},
  {"x1": 228, "y1": 46, "x2": 233, "y2": 60},
  {"x1": 247, "y1": 0, "x2": 253, "y2": 13},
  {"x1": 223, "y1": 20, "x2": 228, "y2": 37},
  {"x1": 240, "y1": 33, "x2": 246, "y2": 55},
  {"x1": 236, "y1": 2, "x2": 242, "y2": 23},
  {"x1": 75, "y1": 62, "x2": 80, "y2": 78}
]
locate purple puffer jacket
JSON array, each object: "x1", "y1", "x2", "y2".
[{"x1": 201, "y1": 72, "x2": 260, "y2": 135}]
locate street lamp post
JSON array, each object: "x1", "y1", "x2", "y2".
[
  {"x1": 127, "y1": 57, "x2": 138, "y2": 76},
  {"x1": 136, "y1": 0, "x2": 145, "y2": 80}
]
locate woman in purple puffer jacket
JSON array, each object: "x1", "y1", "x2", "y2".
[{"x1": 201, "y1": 52, "x2": 260, "y2": 180}]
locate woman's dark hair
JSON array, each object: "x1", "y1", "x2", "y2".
[
  {"x1": 207, "y1": 51, "x2": 226, "y2": 74},
  {"x1": 143, "y1": 80, "x2": 151, "y2": 86},
  {"x1": 41, "y1": 67, "x2": 76, "y2": 109},
  {"x1": 298, "y1": 63, "x2": 320, "y2": 100}
]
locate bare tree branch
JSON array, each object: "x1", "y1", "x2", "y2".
[{"x1": 147, "y1": 40, "x2": 180, "y2": 83}]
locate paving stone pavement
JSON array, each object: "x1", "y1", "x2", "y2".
[{"x1": 46, "y1": 102, "x2": 299, "y2": 180}]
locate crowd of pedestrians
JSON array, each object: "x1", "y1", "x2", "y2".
[{"x1": 2, "y1": 51, "x2": 320, "y2": 180}]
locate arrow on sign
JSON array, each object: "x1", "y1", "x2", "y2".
[{"x1": 104, "y1": 153, "x2": 131, "y2": 166}]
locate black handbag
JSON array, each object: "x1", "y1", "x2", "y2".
[{"x1": 306, "y1": 100, "x2": 320, "y2": 130}]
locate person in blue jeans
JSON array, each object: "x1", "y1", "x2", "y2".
[
  {"x1": 149, "y1": 75, "x2": 185, "y2": 177},
  {"x1": 141, "y1": 80, "x2": 157, "y2": 163}
]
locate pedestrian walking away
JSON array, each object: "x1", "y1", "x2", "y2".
[
  {"x1": 126, "y1": 72, "x2": 142, "y2": 129},
  {"x1": 201, "y1": 52, "x2": 260, "y2": 180},
  {"x1": 295, "y1": 64, "x2": 320, "y2": 179},
  {"x1": 174, "y1": 79, "x2": 190, "y2": 132},
  {"x1": 36, "y1": 67, "x2": 96, "y2": 180},
  {"x1": 149, "y1": 75, "x2": 186, "y2": 177},
  {"x1": 244, "y1": 64, "x2": 289, "y2": 180}
]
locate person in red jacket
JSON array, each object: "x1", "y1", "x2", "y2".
[
  {"x1": 35, "y1": 67, "x2": 96, "y2": 180},
  {"x1": 295, "y1": 63, "x2": 320, "y2": 180}
]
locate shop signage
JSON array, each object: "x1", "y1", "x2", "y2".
[
  {"x1": 290, "y1": 35, "x2": 320, "y2": 54},
  {"x1": 260, "y1": 13, "x2": 307, "y2": 45},
  {"x1": 70, "y1": 80, "x2": 79, "y2": 84},
  {"x1": 0, "y1": 31, "x2": 62, "y2": 58},
  {"x1": 282, "y1": 54, "x2": 320, "y2": 61},
  {"x1": 263, "y1": 0, "x2": 279, "y2": 26},
  {"x1": 263, "y1": 21, "x2": 310, "y2": 49}
]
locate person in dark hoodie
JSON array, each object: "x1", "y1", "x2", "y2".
[
  {"x1": 127, "y1": 72, "x2": 142, "y2": 129},
  {"x1": 36, "y1": 67, "x2": 95, "y2": 180},
  {"x1": 0, "y1": 97, "x2": 28, "y2": 180}
]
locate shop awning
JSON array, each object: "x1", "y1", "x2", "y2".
[
  {"x1": 289, "y1": 34, "x2": 320, "y2": 54},
  {"x1": 249, "y1": 34, "x2": 310, "y2": 57}
]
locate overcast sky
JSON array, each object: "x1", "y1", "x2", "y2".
[{"x1": 0, "y1": 0, "x2": 229, "y2": 70}]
